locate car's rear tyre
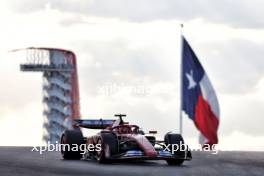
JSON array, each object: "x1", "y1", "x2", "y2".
[
  {"x1": 96, "y1": 133, "x2": 118, "y2": 164},
  {"x1": 60, "y1": 129, "x2": 84, "y2": 160},
  {"x1": 164, "y1": 133, "x2": 185, "y2": 166}
]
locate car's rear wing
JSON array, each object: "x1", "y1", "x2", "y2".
[{"x1": 74, "y1": 119, "x2": 115, "y2": 129}]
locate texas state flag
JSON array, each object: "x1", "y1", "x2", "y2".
[{"x1": 181, "y1": 36, "x2": 220, "y2": 145}]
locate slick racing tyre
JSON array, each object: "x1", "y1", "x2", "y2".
[
  {"x1": 164, "y1": 133, "x2": 185, "y2": 166},
  {"x1": 96, "y1": 133, "x2": 118, "y2": 163},
  {"x1": 61, "y1": 129, "x2": 84, "y2": 160}
]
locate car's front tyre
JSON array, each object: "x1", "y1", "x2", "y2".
[
  {"x1": 96, "y1": 133, "x2": 118, "y2": 164},
  {"x1": 60, "y1": 129, "x2": 84, "y2": 160},
  {"x1": 164, "y1": 133, "x2": 186, "y2": 166}
]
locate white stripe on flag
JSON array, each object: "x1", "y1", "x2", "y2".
[{"x1": 199, "y1": 74, "x2": 220, "y2": 118}]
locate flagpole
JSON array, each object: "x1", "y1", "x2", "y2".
[{"x1": 179, "y1": 24, "x2": 184, "y2": 135}]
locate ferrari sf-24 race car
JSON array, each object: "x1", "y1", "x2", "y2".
[{"x1": 60, "y1": 114, "x2": 192, "y2": 165}]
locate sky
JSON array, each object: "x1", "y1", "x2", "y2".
[{"x1": 0, "y1": 0, "x2": 264, "y2": 150}]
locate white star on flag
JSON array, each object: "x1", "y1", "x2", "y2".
[{"x1": 185, "y1": 70, "x2": 197, "y2": 89}]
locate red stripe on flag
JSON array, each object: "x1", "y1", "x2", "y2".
[{"x1": 194, "y1": 95, "x2": 219, "y2": 145}]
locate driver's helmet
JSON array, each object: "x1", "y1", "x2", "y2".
[{"x1": 119, "y1": 126, "x2": 132, "y2": 134}]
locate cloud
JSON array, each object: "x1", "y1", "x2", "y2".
[
  {"x1": 0, "y1": 58, "x2": 42, "y2": 112},
  {"x1": 197, "y1": 39, "x2": 264, "y2": 94},
  {"x1": 74, "y1": 39, "x2": 174, "y2": 97},
  {"x1": 6, "y1": 0, "x2": 264, "y2": 28},
  {"x1": 0, "y1": 102, "x2": 43, "y2": 146}
]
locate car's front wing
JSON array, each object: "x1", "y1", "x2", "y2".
[{"x1": 107, "y1": 150, "x2": 192, "y2": 161}]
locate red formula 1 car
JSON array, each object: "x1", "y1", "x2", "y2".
[{"x1": 60, "y1": 114, "x2": 192, "y2": 165}]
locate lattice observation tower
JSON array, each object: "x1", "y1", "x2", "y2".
[{"x1": 14, "y1": 47, "x2": 80, "y2": 144}]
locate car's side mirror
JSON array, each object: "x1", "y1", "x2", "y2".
[{"x1": 149, "y1": 130, "x2": 157, "y2": 134}]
